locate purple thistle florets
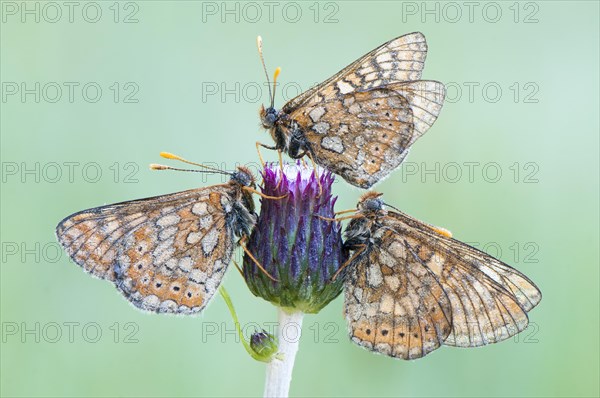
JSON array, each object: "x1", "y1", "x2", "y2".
[{"x1": 243, "y1": 162, "x2": 349, "y2": 313}]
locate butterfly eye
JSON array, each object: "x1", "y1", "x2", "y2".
[
  {"x1": 362, "y1": 198, "x2": 383, "y2": 212},
  {"x1": 263, "y1": 108, "x2": 278, "y2": 127}
]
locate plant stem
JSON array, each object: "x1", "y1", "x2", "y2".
[
  {"x1": 219, "y1": 286, "x2": 262, "y2": 361},
  {"x1": 263, "y1": 309, "x2": 304, "y2": 398}
]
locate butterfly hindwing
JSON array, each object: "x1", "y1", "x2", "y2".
[
  {"x1": 345, "y1": 230, "x2": 453, "y2": 359},
  {"x1": 293, "y1": 81, "x2": 445, "y2": 188},
  {"x1": 56, "y1": 185, "x2": 240, "y2": 314}
]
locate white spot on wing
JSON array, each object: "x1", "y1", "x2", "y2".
[
  {"x1": 159, "y1": 226, "x2": 177, "y2": 241},
  {"x1": 199, "y1": 215, "x2": 213, "y2": 230},
  {"x1": 337, "y1": 80, "x2": 354, "y2": 94},
  {"x1": 312, "y1": 122, "x2": 330, "y2": 135},
  {"x1": 189, "y1": 269, "x2": 207, "y2": 284},
  {"x1": 179, "y1": 256, "x2": 193, "y2": 272},
  {"x1": 367, "y1": 264, "x2": 383, "y2": 287},
  {"x1": 153, "y1": 237, "x2": 175, "y2": 265},
  {"x1": 348, "y1": 103, "x2": 361, "y2": 114},
  {"x1": 192, "y1": 202, "x2": 208, "y2": 216},
  {"x1": 385, "y1": 275, "x2": 400, "y2": 291},
  {"x1": 308, "y1": 106, "x2": 326, "y2": 122},
  {"x1": 187, "y1": 231, "x2": 202, "y2": 244},
  {"x1": 157, "y1": 214, "x2": 180, "y2": 228},
  {"x1": 201, "y1": 228, "x2": 219, "y2": 255},
  {"x1": 321, "y1": 136, "x2": 344, "y2": 153},
  {"x1": 376, "y1": 53, "x2": 392, "y2": 63},
  {"x1": 380, "y1": 294, "x2": 394, "y2": 314}
]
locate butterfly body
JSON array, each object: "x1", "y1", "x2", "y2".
[
  {"x1": 343, "y1": 193, "x2": 542, "y2": 359},
  {"x1": 56, "y1": 167, "x2": 257, "y2": 315},
  {"x1": 260, "y1": 106, "x2": 307, "y2": 159},
  {"x1": 259, "y1": 32, "x2": 446, "y2": 188}
]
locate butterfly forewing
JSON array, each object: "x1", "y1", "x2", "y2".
[
  {"x1": 384, "y1": 211, "x2": 542, "y2": 311},
  {"x1": 56, "y1": 184, "x2": 246, "y2": 314},
  {"x1": 283, "y1": 32, "x2": 428, "y2": 112}
]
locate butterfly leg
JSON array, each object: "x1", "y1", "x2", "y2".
[
  {"x1": 232, "y1": 259, "x2": 244, "y2": 277},
  {"x1": 288, "y1": 133, "x2": 322, "y2": 196},
  {"x1": 314, "y1": 213, "x2": 361, "y2": 222},
  {"x1": 239, "y1": 235, "x2": 278, "y2": 281},
  {"x1": 335, "y1": 208, "x2": 359, "y2": 215},
  {"x1": 331, "y1": 244, "x2": 367, "y2": 282},
  {"x1": 243, "y1": 186, "x2": 288, "y2": 200},
  {"x1": 255, "y1": 141, "x2": 277, "y2": 169},
  {"x1": 275, "y1": 149, "x2": 285, "y2": 190},
  {"x1": 305, "y1": 151, "x2": 323, "y2": 198}
]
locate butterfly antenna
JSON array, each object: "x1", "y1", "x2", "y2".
[
  {"x1": 383, "y1": 202, "x2": 403, "y2": 213},
  {"x1": 149, "y1": 164, "x2": 226, "y2": 175},
  {"x1": 381, "y1": 201, "x2": 453, "y2": 239},
  {"x1": 159, "y1": 152, "x2": 231, "y2": 176},
  {"x1": 271, "y1": 67, "x2": 281, "y2": 109},
  {"x1": 256, "y1": 35, "x2": 273, "y2": 106}
]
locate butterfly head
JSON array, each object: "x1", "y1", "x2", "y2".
[
  {"x1": 358, "y1": 192, "x2": 384, "y2": 213},
  {"x1": 231, "y1": 166, "x2": 256, "y2": 189},
  {"x1": 260, "y1": 105, "x2": 280, "y2": 129}
]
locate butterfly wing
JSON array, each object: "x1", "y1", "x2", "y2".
[
  {"x1": 283, "y1": 32, "x2": 429, "y2": 112},
  {"x1": 345, "y1": 229, "x2": 453, "y2": 359},
  {"x1": 294, "y1": 81, "x2": 445, "y2": 188},
  {"x1": 56, "y1": 185, "x2": 242, "y2": 314},
  {"x1": 380, "y1": 211, "x2": 542, "y2": 347}
]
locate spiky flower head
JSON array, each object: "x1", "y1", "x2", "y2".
[{"x1": 243, "y1": 162, "x2": 348, "y2": 313}]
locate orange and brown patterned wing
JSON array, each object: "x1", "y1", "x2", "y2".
[
  {"x1": 295, "y1": 81, "x2": 445, "y2": 188},
  {"x1": 381, "y1": 211, "x2": 542, "y2": 347},
  {"x1": 56, "y1": 185, "x2": 239, "y2": 314},
  {"x1": 345, "y1": 229, "x2": 453, "y2": 359},
  {"x1": 283, "y1": 32, "x2": 429, "y2": 112}
]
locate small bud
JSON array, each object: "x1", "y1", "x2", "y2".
[{"x1": 250, "y1": 330, "x2": 281, "y2": 362}]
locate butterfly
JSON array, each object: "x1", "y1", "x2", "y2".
[
  {"x1": 257, "y1": 32, "x2": 446, "y2": 189},
  {"x1": 342, "y1": 192, "x2": 542, "y2": 359},
  {"x1": 55, "y1": 153, "x2": 273, "y2": 314}
]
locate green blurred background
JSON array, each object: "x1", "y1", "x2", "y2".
[{"x1": 1, "y1": 1, "x2": 598, "y2": 397}]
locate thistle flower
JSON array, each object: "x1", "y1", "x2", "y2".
[{"x1": 243, "y1": 162, "x2": 348, "y2": 314}]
